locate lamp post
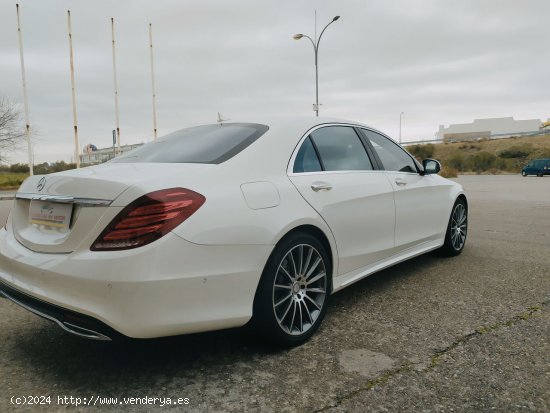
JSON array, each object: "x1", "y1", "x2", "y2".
[
  {"x1": 293, "y1": 15, "x2": 340, "y2": 117},
  {"x1": 399, "y1": 111, "x2": 404, "y2": 144}
]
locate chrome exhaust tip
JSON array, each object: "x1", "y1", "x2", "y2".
[{"x1": 59, "y1": 321, "x2": 112, "y2": 341}]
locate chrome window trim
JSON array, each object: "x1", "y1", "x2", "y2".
[
  {"x1": 15, "y1": 193, "x2": 112, "y2": 207},
  {"x1": 358, "y1": 127, "x2": 421, "y2": 174},
  {"x1": 287, "y1": 122, "x2": 418, "y2": 177},
  {"x1": 288, "y1": 169, "x2": 386, "y2": 177},
  {"x1": 287, "y1": 123, "x2": 371, "y2": 176}
]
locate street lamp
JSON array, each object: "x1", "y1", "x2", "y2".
[
  {"x1": 293, "y1": 15, "x2": 340, "y2": 117},
  {"x1": 399, "y1": 111, "x2": 404, "y2": 144}
]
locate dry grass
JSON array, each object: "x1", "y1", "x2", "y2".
[
  {"x1": 421, "y1": 134, "x2": 550, "y2": 174},
  {"x1": 0, "y1": 173, "x2": 28, "y2": 190},
  {"x1": 439, "y1": 165, "x2": 458, "y2": 178},
  {"x1": 436, "y1": 134, "x2": 549, "y2": 156}
]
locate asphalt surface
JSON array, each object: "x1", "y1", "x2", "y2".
[{"x1": 0, "y1": 175, "x2": 549, "y2": 412}]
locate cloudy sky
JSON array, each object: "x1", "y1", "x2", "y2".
[{"x1": 0, "y1": 0, "x2": 548, "y2": 163}]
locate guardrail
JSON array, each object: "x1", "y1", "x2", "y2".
[
  {"x1": 403, "y1": 130, "x2": 549, "y2": 146},
  {"x1": 402, "y1": 139, "x2": 442, "y2": 146}
]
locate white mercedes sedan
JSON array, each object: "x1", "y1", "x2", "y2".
[{"x1": 0, "y1": 117, "x2": 467, "y2": 346}]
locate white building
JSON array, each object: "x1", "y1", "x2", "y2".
[
  {"x1": 80, "y1": 143, "x2": 143, "y2": 165},
  {"x1": 436, "y1": 117, "x2": 546, "y2": 142}
]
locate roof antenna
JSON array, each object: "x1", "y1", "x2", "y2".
[{"x1": 217, "y1": 112, "x2": 229, "y2": 125}]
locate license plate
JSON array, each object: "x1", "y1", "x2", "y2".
[{"x1": 29, "y1": 200, "x2": 73, "y2": 231}]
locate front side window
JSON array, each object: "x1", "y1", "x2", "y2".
[
  {"x1": 309, "y1": 126, "x2": 374, "y2": 172},
  {"x1": 362, "y1": 130, "x2": 417, "y2": 173},
  {"x1": 112, "y1": 123, "x2": 269, "y2": 164}
]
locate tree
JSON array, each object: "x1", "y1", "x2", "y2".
[{"x1": 0, "y1": 98, "x2": 25, "y2": 162}]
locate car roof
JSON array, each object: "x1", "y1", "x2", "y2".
[
  {"x1": 221, "y1": 116, "x2": 391, "y2": 141},
  {"x1": 218, "y1": 116, "x2": 394, "y2": 175},
  {"x1": 225, "y1": 115, "x2": 372, "y2": 130}
]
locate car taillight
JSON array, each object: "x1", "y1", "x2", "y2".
[{"x1": 91, "y1": 188, "x2": 205, "y2": 251}]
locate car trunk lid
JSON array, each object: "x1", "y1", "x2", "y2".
[{"x1": 12, "y1": 163, "x2": 213, "y2": 253}]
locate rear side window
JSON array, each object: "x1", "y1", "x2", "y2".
[
  {"x1": 112, "y1": 123, "x2": 269, "y2": 164},
  {"x1": 309, "y1": 126, "x2": 374, "y2": 172},
  {"x1": 293, "y1": 137, "x2": 322, "y2": 173}
]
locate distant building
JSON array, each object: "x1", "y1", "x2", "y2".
[
  {"x1": 79, "y1": 143, "x2": 143, "y2": 165},
  {"x1": 436, "y1": 117, "x2": 546, "y2": 142}
]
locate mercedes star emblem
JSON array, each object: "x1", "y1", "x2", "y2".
[{"x1": 36, "y1": 177, "x2": 47, "y2": 191}]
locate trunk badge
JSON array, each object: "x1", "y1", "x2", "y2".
[{"x1": 37, "y1": 177, "x2": 47, "y2": 191}]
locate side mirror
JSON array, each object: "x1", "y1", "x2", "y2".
[{"x1": 422, "y1": 159, "x2": 441, "y2": 175}]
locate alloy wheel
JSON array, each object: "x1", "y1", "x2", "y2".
[
  {"x1": 450, "y1": 203, "x2": 467, "y2": 251},
  {"x1": 272, "y1": 244, "x2": 327, "y2": 335}
]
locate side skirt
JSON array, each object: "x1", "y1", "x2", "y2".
[{"x1": 332, "y1": 239, "x2": 444, "y2": 293}]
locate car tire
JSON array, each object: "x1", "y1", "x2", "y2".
[
  {"x1": 439, "y1": 199, "x2": 468, "y2": 256},
  {"x1": 521, "y1": 171, "x2": 527, "y2": 177},
  {"x1": 537, "y1": 170, "x2": 543, "y2": 177},
  {"x1": 252, "y1": 232, "x2": 331, "y2": 346}
]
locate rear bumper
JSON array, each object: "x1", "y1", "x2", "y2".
[
  {"x1": 0, "y1": 227, "x2": 272, "y2": 338},
  {"x1": 0, "y1": 282, "x2": 116, "y2": 340}
]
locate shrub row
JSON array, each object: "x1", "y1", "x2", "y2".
[
  {"x1": 407, "y1": 141, "x2": 550, "y2": 174},
  {"x1": 0, "y1": 161, "x2": 76, "y2": 175}
]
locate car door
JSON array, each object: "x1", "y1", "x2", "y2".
[
  {"x1": 288, "y1": 125, "x2": 395, "y2": 276},
  {"x1": 360, "y1": 129, "x2": 452, "y2": 250}
]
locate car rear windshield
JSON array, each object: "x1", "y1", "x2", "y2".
[{"x1": 111, "y1": 123, "x2": 269, "y2": 164}]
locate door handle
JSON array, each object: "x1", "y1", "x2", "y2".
[
  {"x1": 395, "y1": 178, "x2": 407, "y2": 186},
  {"x1": 311, "y1": 182, "x2": 333, "y2": 192}
]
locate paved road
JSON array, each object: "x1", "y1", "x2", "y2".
[{"x1": 0, "y1": 175, "x2": 549, "y2": 412}]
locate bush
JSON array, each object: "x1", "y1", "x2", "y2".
[
  {"x1": 499, "y1": 149, "x2": 529, "y2": 158},
  {"x1": 495, "y1": 157, "x2": 517, "y2": 172},
  {"x1": 458, "y1": 144, "x2": 479, "y2": 151},
  {"x1": 0, "y1": 161, "x2": 76, "y2": 178},
  {"x1": 470, "y1": 151, "x2": 496, "y2": 172},
  {"x1": 407, "y1": 144, "x2": 435, "y2": 160},
  {"x1": 440, "y1": 165, "x2": 458, "y2": 178},
  {"x1": 498, "y1": 144, "x2": 533, "y2": 159},
  {"x1": 447, "y1": 151, "x2": 467, "y2": 171},
  {"x1": 33, "y1": 161, "x2": 76, "y2": 175},
  {"x1": 8, "y1": 163, "x2": 29, "y2": 173}
]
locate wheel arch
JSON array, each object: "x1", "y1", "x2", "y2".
[
  {"x1": 447, "y1": 193, "x2": 468, "y2": 223},
  {"x1": 456, "y1": 193, "x2": 468, "y2": 210},
  {"x1": 439, "y1": 192, "x2": 469, "y2": 256},
  {"x1": 279, "y1": 224, "x2": 334, "y2": 282},
  {"x1": 254, "y1": 224, "x2": 336, "y2": 305},
  {"x1": 249, "y1": 223, "x2": 334, "y2": 344}
]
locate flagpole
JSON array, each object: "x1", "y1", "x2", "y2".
[
  {"x1": 67, "y1": 10, "x2": 80, "y2": 168},
  {"x1": 15, "y1": 4, "x2": 33, "y2": 176},
  {"x1": 111, "y1": 17, "x2": 121, "y2": 153},
  {"x1": 148, "y1": 23, "x2": 158, "y2": 140}
]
